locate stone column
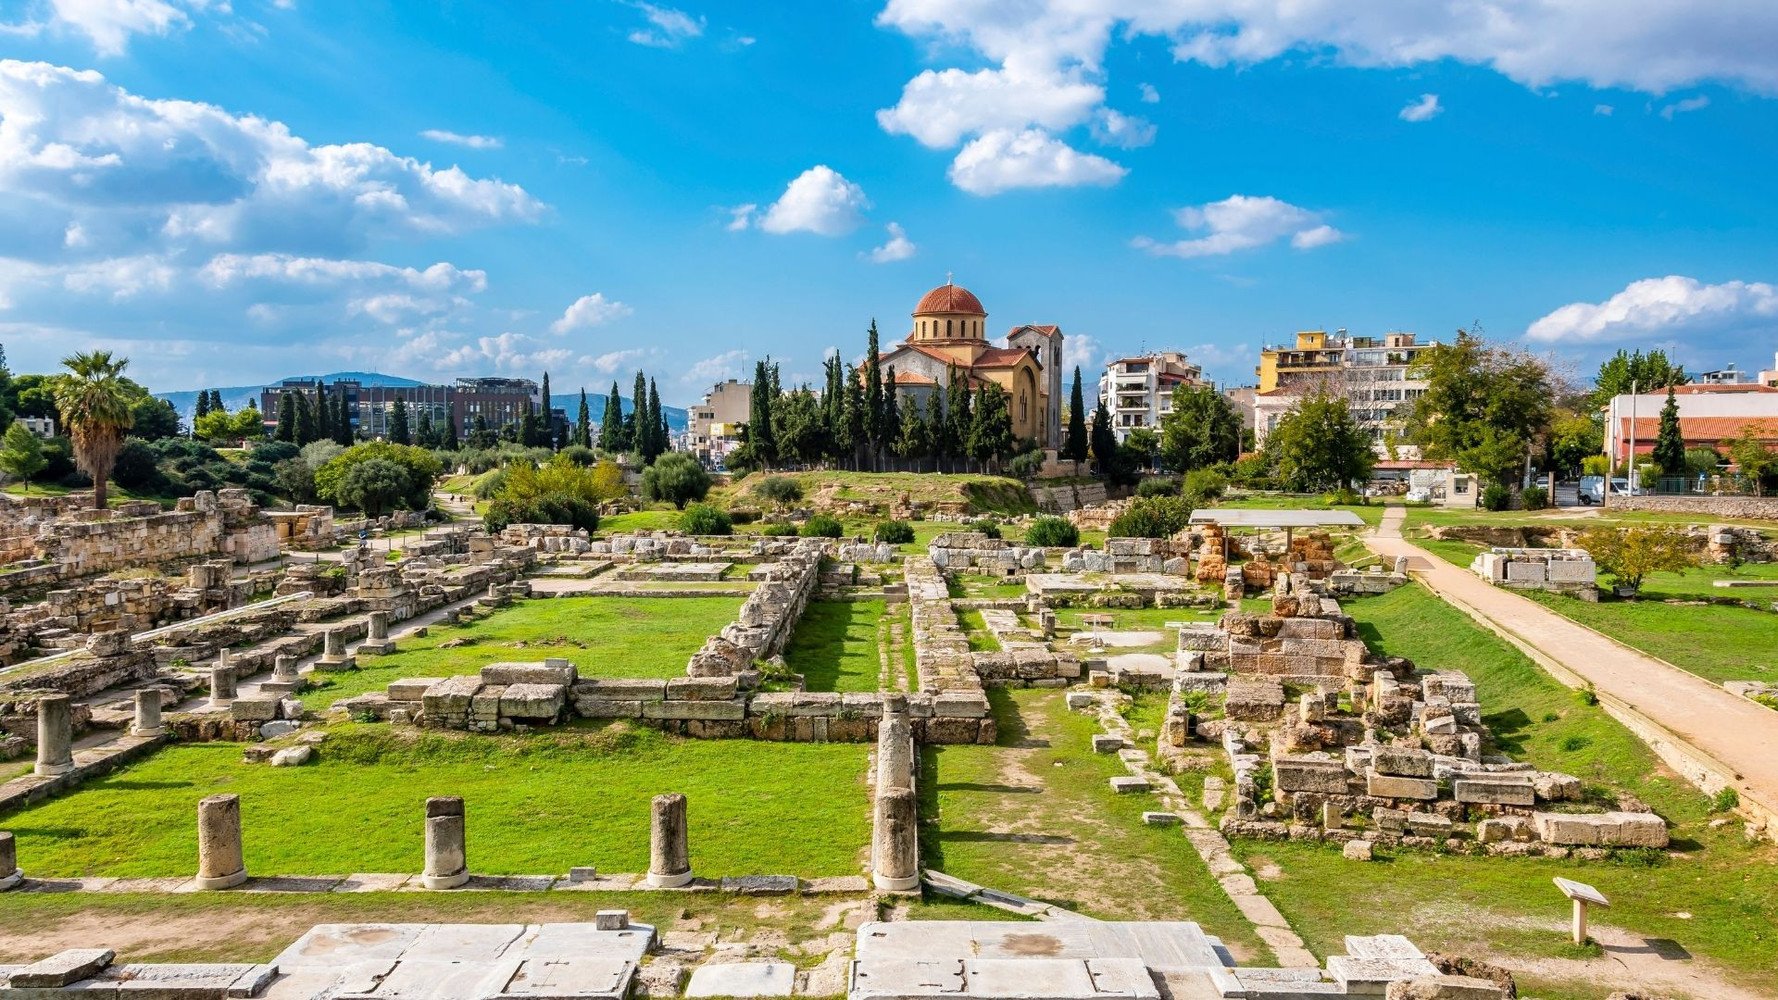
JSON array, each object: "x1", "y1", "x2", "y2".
[
  {"x1": 367, "y1": 612, "x2": 389, "y2": 642},
  {"x1": 130, "y1": 688, "x2": 165, "y2": 738},
  {"x1": 876, "y1": 712, "x2": 913, "y2": 793},
  {"x1": 422, "y1": 796, "x2": 469, "y2": 889},
  {"x1": 872, "y1": 787, "x2": 920, "y2": 891},
  {"x1": 647, "y1": 793, "x2": 691, "y2": 887},
  {"x1": 0, "y1": 830, "x2": 22, "y2": 890},
  {"x1": 209, "y1": 665, "x2": 236, "y2": 709},
  {"x1": 196, "y1": 794, "x2": 247, "y2": 889},
  {"x1": 34, "y1": 694, "x2": 74, "y2": 778},
  {"x1": 272, "y1": 656, "x2": 299, "y2": 682},
  {"x1": 323, "y1": 630, "x2": 345, "y2": 659}
]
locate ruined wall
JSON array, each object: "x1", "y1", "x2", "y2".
[{"x1": 1605, "y1": 493, "x2": 1778, "y2": 520}]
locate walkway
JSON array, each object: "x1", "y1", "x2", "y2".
[{"x1": 1366, "y1": 507, "x2": 1778, "y2": 830}]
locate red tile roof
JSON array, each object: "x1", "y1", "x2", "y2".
[
  {"x1": 914, "y1": 283, "x2": 984, "y2": 315},
  {"x1": 1672, "y1": 383, "x2": 1778, "y2": 394},
  {"x1": 892, "y1": 371, "x2": 936, "y2": 386},
  {"x1": 1617, "y1": 416, "x2": 1778, "y2": 442},
  {"x1": 1008, "y1": 324, "x2": 1060, "y2": 338},
  {"x1": 970, "y1": 347, "x2": 1035, "y2": 368}
]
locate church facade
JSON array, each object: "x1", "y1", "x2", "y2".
[{"x1": 876, "y1": 281, "x2": 1064, "y2": 448}]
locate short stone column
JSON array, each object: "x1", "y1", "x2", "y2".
[
  {"x1": 0, "y1": 830, "x2": 22, "y2": 890},
  {"x1": 196, "y1": 794, "x2": 247, "y2": 889},
  {"x1": 130, "y1": 688, "x2": 166, "y2": 738},
  {"x1": 273, "y1": 655, "x2": 298, "y2": 681},
  {"x1": 360, "y1": 612, "x2": 395, "y2": 654},
  {"x1": 34, "y1": 694, "x2": 74, "y2": 778},
  {"x1": 647, "y1": 793, "x2": 691, "y2": 888},
  {"x1": 872, "y1": 787, "x2": 920, "y2": 891},
  {"x1": 876, "y1": 712, "x2": 913, "y2": 793},
  {"x1": 422, "y1": 797, "x2": 469, "y2": 889},
  {"x1": 209, "y1": 666, "x2": 236, "y2": 709},
  {"x1": 315, "y1": 629, "x2": 356, "y2": 672}
]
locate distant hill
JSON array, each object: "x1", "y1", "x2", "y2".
[{"x1": 157, "y1": 371, "x2": 686, "y2": 431}]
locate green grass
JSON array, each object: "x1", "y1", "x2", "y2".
[
  {"x1": 920, "y1": 688, "x2": 1273, "y2": 963},
  {"x1": 308, "y1": 596, "x2": 741, "y2": 709},
  {"x1": 597, "y1": 508, "x2": 685, "y2": 534},
  {"x1": 1523, "y1": 591, "x2": 1778, "y2": 684},
  {"x1": 3, "y1": 725, "x2": 870, "y2": 879},
  {"x1": 1057, "y1": 607, "x2": 1219, "y2": 631},
  {"x1": 893, "y1": 601, "x2": 918, "y2": 692},
  {"x1": 956, "y1": 607, "x2": 999, "y2": 652},
  {"x1": 954, "y1": 574, "x2": 1029, "y2": 599},
  {"x1": 1215, "y1": 493, "x2": 1385, "y2": 527},
  {"x1": 782, "y1": 599, "x2": 885, "y2": 693},
  {"x1": 1238, "y1": 583, "x2": 1778, "y2": 991}
]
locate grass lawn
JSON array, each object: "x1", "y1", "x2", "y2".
[
  {"x1": 951, "y1": 573, "x2": 1029, "y2": 600},
  {"x1": 1057, "y1": 607, "x2": 1219, "y2": 631},
  {"x1": 1238, "y1": 584, "x2": 1778, "y2": 994},
  {"x1": 782, "y1": 599, "x2": 885, "y2": 693},
  {"x1": 956, "y1": 607, "x2": 999, "y2": 652},
  {"x1": 920, "y1": 688, "x2": 1273, "y2": 963},
  {"x1": 1522, "y1": 591, "x2": 1778, "y2": 685},
  {"x1": 308, "y1": 596, "x2": 741, "y2": 709},
  {"x1": 1216, "y1": 493, "x2": 1386, "y2": 527},
  {"x1": 3, "y1": 725, "x2": 870, "y2": 879},
  {"x1": 597, "y1": 508, "x2": 685, "y2": 534}
]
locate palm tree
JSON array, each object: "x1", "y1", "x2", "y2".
[{"x1": 52, "y1": 351, "x2": 135, "y2": 509}]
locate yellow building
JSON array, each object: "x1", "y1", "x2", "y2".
[
  {"x1": 877, "y1": 281, "x2": 1063, "y2": 447},
  {"x1": 1253, "y1": 329, "x2": 1434, "y2": 454}
]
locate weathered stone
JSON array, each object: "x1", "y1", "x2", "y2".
[
  {"x1": 872, "y1": 786, "x2": 919, "y2": 891},
  {"x1": 1367, "y1": 772, "x2": 1439, "y2": 800},
  {"x1": 196, "y1": 794, "x2": 246, "y2": 889},
  {"x1": 1384, "y1": 975, "x2": 1509, "y2": 999},
  {"x1": 34, "y1": 693, "x2": 74, "y2": 778},
  {"x1": 269, "y1": 745, "x2": 312, "y2": 767},
  {"x1": 0, "y1": 830, "x2": 21, "y2": 890},
  {"x1": 1453, "y1": 777, "x2": 1535, "y2": 807},
  {"x1": 1533, "y1": 811, "x2": 1669, "y2": 848},
  {"x1": 648, "y1": 793, "x2": 691, "y2": 887},
  {"x1": 1372, "y1": 746, "x2": 1435, "y2": 778},
  {"x1": 7, "y1": 948, "x2": 116, "y2": 988},
  {"x1": 422, "y1": 796, "x2": 468, "y2": 889},
  {"x1": 1343, "y1": 839, "x2": 1373, "y2": 861},
  {"x1": 131, "y1": 687, "x2": 166, "y2": 737},
  {"x1": 1274, "y1": 755, "x2": 1349, "y2": 795}
]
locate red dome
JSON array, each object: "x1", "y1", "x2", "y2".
[{"x1": 914, "y1": 282, "x2": 984, "y2": 315}]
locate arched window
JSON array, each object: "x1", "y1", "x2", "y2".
[
  {"x1": 1019, "y1": 393, "x2": 1028, "y2": 423},
  {"x1": 946, "y1": 319, "x2": 953, "y2": 337}
]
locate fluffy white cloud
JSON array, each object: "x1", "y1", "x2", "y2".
[
  {"x1": 864, "y1": 222, "x2": 917, "y2": 263},
  {"x1": 438, "y1": 332, "x2": 574, "y2": 373},
  {"x1": 420, "y1": 129, "x2": 503, "y2": 150},
  {"x1": 1525, "y1": 276, "x2": 1778, "y2": 344},
  {"x1": 1138, "y1": 82, "x2": 1159, "y2": 104},
  {"x1": 1062, "y1": 332, "x2": 1103, "y2": 374},
  {"x1": 585, "y1": 348, "x2": 656, "y2": 375},
  {"x1": 681, "y1": 349, "x2": 750, "y2": 386},
  {"x1": 877, "y1": 67, "x2": 1104, "y2": 149},
  {"x1": 755, "y1": 166, "x2": 870, "y2": 236},
  {"x1": 1090, "y1": 108, "x2": 1156, "y2": 148},
  {"x1": 550, "y1": 292, "x2": 633, "y2": 333},
  {"x1": 1398, "y1": 93, "x2": 1442, "y2": 122},
  {"x1": 1, "y1": 0, "x2": 201, "y2": 56},
  {"x1": 1594, "y1": 103, "x2": 1614, "y2": 115},
  {"x1": 1133, "y1": 195, "x2": 1345, "y2": 258},
  {"x1": 1660, "y1": 95, "x2": 1709, "y2": 119},
  {"x1": 948, "y1": 128, "x2": 1126, "y2": 196},
  {"x1": 626, "y1": 2, "x2": 704, "y2": 48}
]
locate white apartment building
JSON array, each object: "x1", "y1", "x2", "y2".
[
  {"x1": 1097, "y1": 352, "x2": 1206, "y2": 443},
  {"x1": 1251, "y1": 330, "x2": 1435, "y2": 456},
  {"x1": 687, "y1": 379, "x2": 752, "y2": 467}
]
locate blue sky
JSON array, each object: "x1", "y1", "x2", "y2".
[{"x1": 1, "y1": 0, "x2": 1775, "y2": 404}]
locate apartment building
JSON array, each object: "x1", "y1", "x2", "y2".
[
  {"x1": 1252, "y1": 330, "x2": 1434, "y2": 455},
  {"x1": 687, "y1": 379, "x2": 752, "y2": 466},
  {"x1": 260, "y1": 376, "x2": 547, "y2": 440},
  {"x1": 1096, "y1": 352, "x2": 1206, "y2": 443}
]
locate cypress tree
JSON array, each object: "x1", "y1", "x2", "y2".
[
  {"x1": 1064, "y1": 367, "x2": 1089, "y2": 463},
  {"x1": 207, "y1": 390, "x2": 224, "y2": 414},
  {"x1": 440, "y1": 408, "x2": 459, "y2": 450},
  {"x1": 748, "y1": 360, "x2": 777, "y2": 466},
  {"x1": 334, "y1": 384, "x2": 353, "y2": 445},
  {"x1": 599, "y1": 382, "x2": 624, "y2": 453},
  {"x1": 389, "y1": 398, "x2": 411, "y2": 445},
  {"x1": 945, "y1": 368, "x2": 971, "y2": 471},
  {"x1": 1653, "y1": 383, "x2": 1686, "y2": 478},
  {"x1": 194, "y1": 389, "x2": 212, "y2": 421},
  {"x1": 631, "y1": 372, "x2": 648, "y2": 451},
  {"x1": 864, "y1": 320, "x2": 885, "y2": 461},
  {"x1": 275, "y1": 391, "x2": 297, "y2": 443},
  {"x1": 315, "y1": 382, "x2": 331, "y2": 442},
  {"x1": 882, "y1": 366, "x2": 902, "y2": 466},
  {"x1": 1090, "y1": 396, "x2": 1118, "y2": 480},
  {"x1": 647, "y1": 379, "x2": 666, "y2": 459},
  {"x1": 576, "y1": 389, "x2": 593, "y2": 448},
  {"x1": 845, "y1": 365, "x2": 866, "y2": 470},
  {"x1": 415, "y1": 408, "x2": 434, "y2": 448},
  {"x1": 923, "y1": 388, "x2": 945, "y2": 471},
  {"x1": 294, "y1": 392, "x2": 315, "y2": 445},
  {"x1": 540, "y1": 372, "x2": 554, "y2": 450}
]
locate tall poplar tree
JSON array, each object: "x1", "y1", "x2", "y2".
[
  {"x1": 576, "y1": 389, "x2": 593, "y2": 448},
  {"x1": 863, "y1": 320, "x2": 885, "y2": 464},
  {"x1": 600, "y1": 382, "x2": 624, "y2": 453},
  {"x1": 1064, "y1": 367, "x2": 1089, "y2": 463}
]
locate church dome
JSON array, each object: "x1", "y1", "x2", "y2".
[{"x1": 914, "y1": 282, "x2": 985, "y2": 316}]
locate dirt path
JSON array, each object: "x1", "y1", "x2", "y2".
[
  {"x1": 1501, "y1": 921, "x2": 1771, "y2": 1000},
  {"x1": 1367, "y1": 507, "x2": 1778, "y2": 831}
]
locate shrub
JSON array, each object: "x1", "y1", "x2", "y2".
[
  {"x1": 484, "y1": 491, "x2": 600, "y2": 534},
  {"x1": 1108, "y1": 495, "x2": 1192, "y2": 538},
  {"x1": 1136, "y1": 477, "x2": 1179, "y2": 498},
  {"x1": 679, "y1": 502, "x2": 732, "y2": 535},
  {"x1": 1182, "y1": 467, "x2": 1228, "y2": 501},
  {"x1": 641, "y1": 453, "x2": 711, "y2": 509},
  {"x1": 250, "y1": 440, "x2": 300, "y2": 464},
  {"x1": 1480, "y1": 483, "x2": 1511, "y2": 511},
  {"x1": 1321, "y1": 487, "x2": 1364, "y2": 507},
  {"x1": 314, "y1": 442, "x2": 442, "y2": 513},
  {"x1": 1024, "y1": 516, "x2": 1079, "y2": 548},
  {"x1": 968, "y1": 518, "x2": 1002, "y2": 540},
  {"x1": 481, "y1": 455, "x2": 626, "y2": 532},
  {"x1": 1007, "y1": 451, "x2": 1044, "y2": 479},
  {"x1": 1521, "y1": 485, "x2": 1549, "y2": 510},
  {"x1": 874, "y1": 520, "x2": 915, "y2": 544},
  {"x1": 1577, "y1": 524, "x2": 1694, "y2": 594},
  {"x1": 759, "y1": 521, "x2": 800, "y2": 536},
  {"x1": 728, "y1": 506, "x2": 761, "y2": 524},
  {"x1": 1711, "y1": 787, "x2": 1741, "y2": 813},
  {"x1": 111, "y1": 439, "x2": 164, "y2": 492},
  {"x1": 472, "y1": 466, "x2": 509, "y2": 500},
  {"x1": 801, "y1": 514, "x2": 844, "y2": 538},
  {"x1": 753, "y1": 475, "x2": 803, "y2": 505},
  {"x1": 559, "y1": 444, "x2": 597, "y2": 467}
]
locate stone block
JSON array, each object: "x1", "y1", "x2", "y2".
[
  {"x1": 574, "y1": 678, "x2": 667, "y2": 701},
  {"x1": 270, "y1": 746, "x2": 312, "y2": 767},
  {"x1": 1532, "y1": 772, "x2": 1582, "y2": 802},
  {"x1": 1453, "y1": 777, "x2": 1534, "y2": 806},
  {"x1": 9, "y1": 949, "x2": 116, "y2": 987},
  {"x1": 1373, "y1": 746, "x2": 1435, "y2": 778},
  {"x1": 685, "y1": 961, "x2": 795, "y2": 998},
  {"x1": 1273, "y1": 755, "x2": 1350, "y2": 795},
  {"x1": 1534, "y1": 811, "x2": 1668, "y2": 848},
  {"x1": 1091, "y1": 734, "x2": 1125, "y2": 753},
  {"x1": 228, "y1": 698, "x2": 281, "y2": 723},
  {"x1": 388, "y1": 678, "x2": 443, "y2": 701},
  {"x1": 1109, "y1": 776, "x2": 1151, "y2": 794},
  {"x1": 1342, "y1": 839, "x2": 1373, "y2": 861},
  {"x1": 500, "y1": 683, "x2": 567, "y2": 720},
  {"x1": 480, "y1": 661, "x2": 578, "y2": 686},
  {"x1": 1367, "y1": 772, "x2": 1439, "y2": 800},
  {"x1": 576, "y1": 698, "x2": 643, "y2": 718},
  {"x1": 595, "y1": 910, "x2": 629, "y2": 930},
  {"x1": 666, "y1": 677, "x2": 741, "y2": 702},
  {"x1": 1384, "y1": 975, "x2": 1509, "y2": 999},
  {"x1": 1504, "y1": 561, "x2": 1546, "y2": 583},
  {"x1": 643, "y1": 700, "x2": 746, "y2": 721},
  {"x1": 933, "y1": 693, "x2": 990, "y2": 719}
]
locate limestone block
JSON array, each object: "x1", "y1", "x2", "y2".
[
  {"x1": 1453, "y1": 777, "x2": 1535, "y2": 806},
  {"x1": 1545, "y1": 560, "x2": 1596, "y2": 583},
  {"x1": 8, "y1": 949, "x2": 117, "y2": 988},
  {"x1": 480, "y1": 661, "x2": 578, "y2": 686},
  {"x1": 1384, "y1": 975, "x2": 1508, "y2": 999},
  {"x1": 500, "y1": 683, "x2": 567, "y2": 720},
  {"x1": 1342, "y1": 840, "x2": 1373, "y2": 861},
  {"x1": 229, "y1": 698, "x2": 281, "y2": 723},
  {"x1": 1504, "y1": 561, "x2": 1547, "y2": 583},
  {"x1": 933, "y1": 693, "x2": 990, "y2": 719},
  {"x1": 1367, "y1": 772, "x2": 1439, "y2": 800},
  {"x1": 577, "y1": 698, "x2": 643, "y2": 719},
  {"x1": 387, "y1": 678, "x2": 444, "y2": 702},
  {"x1": 1109, "y1": 776, "x2": 1151, "y2": 794},
  {"x1": 1533, "y1": 772, "x2": 1583, "y2": 802},
  {"x1": 643, "y1": 700, "x2": 746, "y2": 721},
  {"x1": 1274, "y1": 755, "x2": 1350, "y2": 795},
  {"x1": 575, "y1": 678, "x2": 668, "y2": 702},
  {"x1": 666, "y1": 677, "x2": 741, "y2": 702},
  {"x1": 270, "y1": 746, "x2": 312, "y2": 767},
  {"x1": 1533, "y1": 810, "x2": 1668, "y2": 848}
]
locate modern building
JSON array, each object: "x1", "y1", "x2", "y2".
[
  {"x1": 259, "y1": 377, "x2": 545, "y2": 440},
  {"x1": 1096, "y1": 352, "x2": 1207, "y2": 443},
  {"x1": 19, "y1": 416, "x2": 56, "y2": 439},
  {"x1": 877, "y1": 280, "x2": 1064, "y2": 448},
  {"x1": 688, "y1": 379, "x2": 752, "y2": 466},
  {"x1": 1253, "y1": 329, "x2": 1435, "y2": 455},
  {"x1": 1604, "y1": 383, "x2": 1778, "y2": 467},
  {"x1": 1697, "y1": 364, "x2": 1756, "y2": 386}
]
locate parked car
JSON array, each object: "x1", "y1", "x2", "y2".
[
  {"x1": 1404, "y1": 487, "x2": 1432, "y2": 503},
  {"x1": 1579, "y1": 477, "x2": 1631, "y2": 504}
]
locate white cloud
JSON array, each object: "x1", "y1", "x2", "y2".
[
  {"x1": 1398, "y1": 93, "x2": 1442, "y2": 122},
  {"x1": 877, "y1": 67, "x2": 1104, "y2": 149},
  {"x1": 585, "y1": 348, "x2": 655, "y2": 374},
  {"x1": 1526, "y1": 276, "x2": 1778, "y2": 345},
  {"x1": 1089, "y1": 108, "x2": 1156, "y2": 148},
  {"x1": 1659, "y1": 95, "x2": 1709, "y2": 119},
  {"x1": 725, "y1": 203, "x2": 757, "y2": 231},
  {"x1": 1062, "y1": 332, "x2": 1103, "y2": 374},
  {"x1": 1594, "y1": 103, "x2": 1614, "y2": 115},
  {"x1": 626, "y1": 2, "x2": 704, "y2": 48},
  {"x1": 4, "y1": 0, "x2": 195, "y2": 56},
  {"x1": 948, "y1": 128, "x2": 1126, "y2": 196},
  {"x1": 550, "y1": 292, "x2": 633, "y2": 334},
  {"x1": 681, "y1": 349, "x2": 749, "y2": 385},
  {"x1": 1133, "y1": 195, "x2": 1344, "y2": 258},
  {"x1": 864, "y1": 222, "x2": 917, "y2": 263},
  {"x1": 420, "y1": 129, "x2": 503, "y2": 150},
  {"x1": 756, "y1": 166, "x2": 870, "y2": 236},
  {"x1": 1138, "y1": 82, "x2": 1159, "y2": 104}
]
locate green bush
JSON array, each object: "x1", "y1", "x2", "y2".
[
  {"x1": 1711, "y1": 787, "x2": 1741, "y2": 813},
  {"x1": 559, "y1": 444, "x2": 597, "y2": 467},
  {"x1": 801, "y1": 514, "x2": 844, "y2": 538},
  {"x1": 640, "y1": 452, "x2": 712, "y2": 509},
  {"x1": 1321, "y1": 487, "x2": 1364, "y2": 506},
  {"x1": 1107, "y1": 495, "x2": 1192, "y2": 538},
  {"x1": 1007, "y1": 451, "x2": 1044, "y2": 479},
  {"x1": 1136, "y1": 477, "x2": 1179, "y2": 498},
  {"x1": 484, "y1": 491, "x2": 600, "y2": 534},
  {"x1": 1024, "y1": 516, "x2": 1079, "y2": 548},
  {"x1": 728, "y1": 506, "x2": 761, "y2": 525},
  {"x1": 968, "y1": 518, "x2": 1002, "y2": 540},
  {"x1": 874, "y1": 520, "x2": 915, "y2": 544},
  {"x1": 1480, "y1": 483, "x2": 1511, "y2": 511},
  {"x1": 753, "y1": 475, "x2": 803, "y2": 505},
  {"x1": 1521, "y1": 485, "x2": 1549, "y2": 510},
  {"x1": 679, "y1": 502, "x2": 732, "y2": 535},
  {"x1": 1182, "y1": 467, "x2": 1228, "y2": 501},
  {"x1": 759, "y1": 521, "x2": 800, "y2": 536}
]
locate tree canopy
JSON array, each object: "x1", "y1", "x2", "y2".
[{"x1": 1405, "y1": 331, "x2": 1555, "y2": 488}]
